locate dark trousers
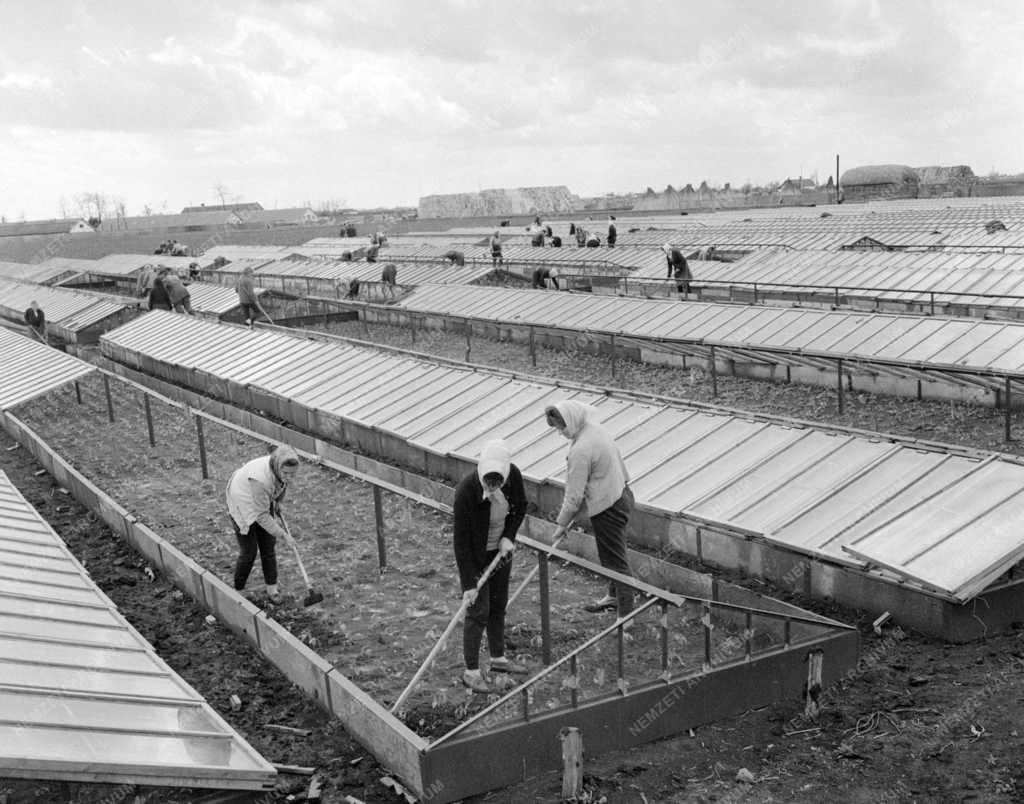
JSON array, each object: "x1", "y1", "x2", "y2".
[
  {"x1": 589, "y1": 487, "x2": 634, "y2": 616},
  {"x1": 233, "y1": 520, "x2": 278, "y2": 590},
  {"x1": 463, "y1": 551, "x2": 512, "y2": 669}
]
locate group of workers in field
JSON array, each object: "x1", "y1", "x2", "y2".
[
  {"x1": 229, "y1": 400, "x2": 635, "y2": 694},
  {"x1": 136, "y1": 263, "x2": 196, "y2": 315}
]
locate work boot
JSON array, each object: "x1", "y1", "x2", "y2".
[
  {"x1": 584, "y1": 594, "x2": 617, "y2": 613},
  {"x1": 462, "y1": 670, "x2": 491, "y2": 694},
  {"x1": 489, "y1": 656, "x2": 528, "y2": 675}
]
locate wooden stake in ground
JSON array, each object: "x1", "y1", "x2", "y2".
[
  {"x1": 559, "y1": 726, "x2": 583, "y2": 800},
  {"x1": 804, "y1": 649, "x2": 824, "y2": 722}
]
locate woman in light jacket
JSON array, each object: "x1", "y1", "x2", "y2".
[
  {"x1": 545, "y1": 401, "x2": 634, "y2": 617},
  {"x1": 225, "y1": 445, "x2": 300, "y2": 604}
]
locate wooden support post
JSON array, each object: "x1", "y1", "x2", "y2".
[
  {"x1": 529, "y1": 326, "x2": 537, "y2": 367},
  {"x1": 709, "y1": 345, "x2": 718, "y2": 398},
  {"x1": 784, "y1": 617, "x2": 792, "y2": 648},
  {"x1": 373, "y1": 485, "x2": 387, "y2": 573},
  {"x1": 362, "y1": 312, "x2": 369, "y2": 337},
  {"x1": 803, "y1": 649, "x2": 824, "y2": 722},
  {"x1": 703, "y1": 603, "x2": 712, "y2": 669},
  {"x1": 409, "y1": 314, "x2": 416, "y2": 346},
  {"x1": 1006, "y1": 377, "x2": 1013, "y2": 443},
  {"x1": 609, "y1": 333, "x2": 616, "y2": 380},
  {"x1": 143, "y1": 393, "x2": 156, "y2": 447},
  {"x1": 74, "y1": 380, "x2": 82, "y2": 405},
  {"x1": 660, "y1": 601, "x2": 669, "y2": 674},
  {"x1": 752, "y1": 283, "x2": 758, "y2": 304},
  {"x1": 465, "y1": 321, "x2": 472, "y2": 363},
  {"x1": 917, "y1": 379, "x2": 922, "y2": 400},
  {"x1": 569, "y1": 655, "x2": 579, "y2": 708},
  {"x1": 559, "y1": 727, "x2": 583, "y2": 801},
  {"x1": 836, "y1": 358, "x2": 845, "y2": 414},
  {"x1": 102, "y1": 374, "x2": 115, "y2": 423},
  {"x1": 195, "y1": 414, "x2": 209, "y2": 480},
  {"x1": 538, "y1": 552, "x2": 552, "y2": 665}
]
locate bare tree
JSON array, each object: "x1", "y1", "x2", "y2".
[
  {"x1": 58, "y1": 196, "x2": 71, "y2": 219},
  {"x1": 142, "y1": 203, "x2": 153, "y2": 216},
  {"x1": 213, "y1": 182, "x2": 230, "y2": 207}
]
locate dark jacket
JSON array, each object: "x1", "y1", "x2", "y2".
[
  {"x1": 667, "y1": 249, "x2": 690, "y2": 279},
  {"x1": 148, "y1": 279, "x2": 173, "y2": 310},
  {"x1": 607, "y1": 224, "x2": 617, "y2": 245},
  {"x1": 24, "y1": 308, "x2": 45, "y2": 330},
  {"x1": 453, "y1": 464, "x2": 527, "y2": 590}
]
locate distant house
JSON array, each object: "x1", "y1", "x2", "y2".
[
  {"x1": 777, "y1": 178, "x2": 816, "y2": 196},
  {"x1": 0, "y1": 219, "x2": 94, "y2": 238},
  {"x1": 181, "y1": 202, "x2": 264, "y2": 213},
  {"x1": 840, "y1": 165, "x2": 919, "y2": 202},
  {"x1": 100, "y1": 211, "x2": 241, "y2": 232},
  {"x1": 241, "y1": 207, "x2": 320, "y2": 227}
]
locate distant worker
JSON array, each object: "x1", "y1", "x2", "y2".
[
  {"x1": 531, "y1": 266, "x2": 552, "y2": 289},
  {"x1": 225, "y1": 445, "x2": 301, "y2": 605},
  {"x1": 340, "y1": 250, "x2": 353, "y2": 262},
  {"x1": 188, "y1": 261, "x2": 201, "y2": 282},
  {"x1": 569, "y1": 222, "x2": 576, "y2": 236},
  {"x1": 148, "y1": 269, "x2": 173, "y2": 311},
  {"x1": 235, "y1": 266, "x2": 271, "y2": 329},
  {"x1": 443, "y1": 250, "x2": 466, "y2": 267},
  {"x1": 530, "y1": 230, "x2": 545, "y2": 247},
  {"x1": 548, "y1": 264, "x2": 562, "y2": 290},
  {"x1": 550, "y1": 234, "x2": 562, "y2": 247},
  {"x1": 24, "y1": 301, "x2": 46, "y2": 342},
  {"x1": 586, "y1": 232, "x2": 601, "y2": 248},
  {"x1": 575, "y1": 226, "x2": 587, "y2": 248},
  {"x1": 490, "y1": 231, "x2": 504, "y2": 267},
  {"x1": 344, "y1": 277, "x2": 361, "y2": 300},
  {"x1": 135, "y1": 263, "x2": 158, "y2": 298},
  {"x1": 607, "y1": 216, "x2": 617, "y2": 248},
  {"x1": 663, "y1": 243, "x2": 692, "y2": 294},
  {"x1": 698, "y1": 244, "x2": 718, "y2": 261},
  {"x1": 381, "y1": 263, "x2": 398, "y2": 300},
  {"x1": 365, "y1": 243, "x2": 380, "y2": 263},
  {"x1": 162, "y1": 269, "x2": 195, "y2": 315}
]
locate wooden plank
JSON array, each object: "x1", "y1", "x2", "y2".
[
  {"x1": 326, "y1": 670, "x2": 426, "y2": 797},
  {"x1": 255, "y1": 615, "x2": 333, "y2": 708}
]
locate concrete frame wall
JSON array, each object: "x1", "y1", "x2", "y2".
[{"x1": 359, "y1": 305, "x2": 1018, "y2": 409}]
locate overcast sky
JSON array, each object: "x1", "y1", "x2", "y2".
[{"x1": 1, "y1": 0, "x2": 1021, "y2": 219}]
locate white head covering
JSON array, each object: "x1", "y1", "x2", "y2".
[
  {"x1": 661, "y1": 243, "x2": 673, "y2": 254},
  {"x1": 546, "y1": 400, "x2": 600, "y2": 439},
  {"x1": 477, "y1": 439, "x2": 511, "y2": 489}
]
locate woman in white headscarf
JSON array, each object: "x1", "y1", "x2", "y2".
[
  {"x1": 545, "y1": 400, "x2": 635, "y2": 617},
  {"x1": 453, "y1": 439, "x2": 529, "y2": 692},
  {"x1": 225, "y1": 445, "x2": 300, "y2": 605}
]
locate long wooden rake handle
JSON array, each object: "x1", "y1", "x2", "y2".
[
  {"x1": 505, "y1": 528, "x2": 569, "y2": 613},
  {"x1": 390, "y1": 551, "x2": 505, "y2": 714}
]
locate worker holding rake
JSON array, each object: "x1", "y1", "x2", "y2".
[
  {"x1": 225, "y1": 445, "x2": 301, "y2": 605},
  {"x1": 545, "y1": 401, "x2": 636, "y2": 619},
  {"x1": 453, "y1": 439, "x2": 529, "y2": 693}
]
